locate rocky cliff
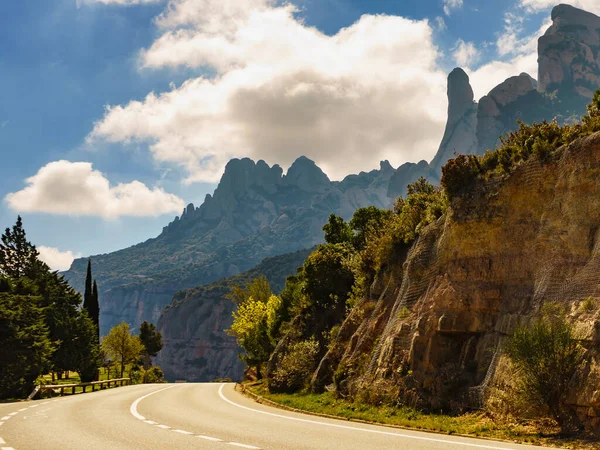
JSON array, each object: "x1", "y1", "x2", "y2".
[
  {"x1": 64, "y1": 157, "x2": 396, "y2": 335},
  {"x1": 317, "y1": 131, "x2": 600, "y2": 431},
  {"x1": 156, "y1": 248, "x2": 313, "y2": 382}
]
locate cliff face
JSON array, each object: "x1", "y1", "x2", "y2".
[
  {"x1": 319, "y1": 132, "x2": 600, "y2": 430},
  {"x1": 156, "y1": 249, "x2": 313, "y2": 382},
  {"x1": 64, "y1": 157, "x2": 395, "y2": 336}
]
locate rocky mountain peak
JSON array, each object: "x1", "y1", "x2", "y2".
[
  {"x1": 539, "y1": 4, "x2": 600, "y2": 98},
  {"x1": 283, "y1": 156, "x2": 330, "y2": 192},
  {"x1": 447, "y1": 68, "x2": 475, "y2": 122}
]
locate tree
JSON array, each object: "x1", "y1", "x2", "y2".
[
  {"x1": 102, "y1": 322, "x2": 144, "y2": 378},
  {"x1": 139, "y1": 321, "x2": 163, "y2": 370},
  {"x1": 0, "y1": 216, "x2": 43, "y2": 279},
  {"x1": 226, "y1": 275, "x2": 271, "y2": 306},
  {"x1": 0, "y1": 276, "x2": 53, "y2": 399},
  {"x1": 349, "y1": 206, "x2": 391, "y2": 250},
  {"x1": 323, "y1": 214, "x2": 352, "y2": 245},
  {"x1": 82, "y1": 259, "x2": 100, "y2": 336},
  {"x1": 227, "y1": 294, "x2": 280, "y2": 378},
  {"x1": 506, "y1": 311, "x2": 584, "y2": 431}
]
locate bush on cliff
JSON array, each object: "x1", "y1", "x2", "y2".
[{"x1": 506, "y1": 310, "x2": 584, "y2": 431}]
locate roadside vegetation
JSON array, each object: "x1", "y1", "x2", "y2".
[{"x1": 228, "y1": 91, "x2": 600, "y2": 444}]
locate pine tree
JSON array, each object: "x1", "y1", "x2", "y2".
[{"x1": 0, "y1": 216, "x2": 42, "y2": 279}]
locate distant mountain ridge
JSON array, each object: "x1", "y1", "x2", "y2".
[{"x1": 65, "y1": 156, "x2": 396, "y2": 335}]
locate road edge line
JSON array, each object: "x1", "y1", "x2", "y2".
[{"x1": 130, "y1": 385, "x2": 176, "y2": 421}]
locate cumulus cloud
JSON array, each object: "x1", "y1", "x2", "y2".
[
  {"x1": 5, "y1": 161, "x2": 185, "y2": 219},
  {"x1": 453, "y1": 40, "x2": 480, "y2": 67},
  {"x1": 89, "y1": 0, "x2": 448, "y2": 181},
  {"x1": 38, "y1": 246, "x2": 81, "y2": 272},
  {"x1": 519, "y1": 0, "x2": 600, "y2": 15},
  {"x1": 443, "y1": 0, "x2": 463, "y2": 16}
]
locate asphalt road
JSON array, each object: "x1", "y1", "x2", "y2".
[{"x1": 0, "y1": 383, "x2": 553, "y2": 450}]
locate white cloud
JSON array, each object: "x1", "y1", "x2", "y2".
[
  {"x1": 5, "y1": 161, "x2": 185, "y2": 219},
  {"x1": 519, "y1": 0, "x2": 600, "y2": 15},
  {"x1": 38, "y1": 246, "x2": 81, "y2": 272},
  {"x1": 89, "y1": 1, "x2": 448, "y2": 182},
  {"x1": 434, "y1": 16, "x2": 447, "y2": 31},
  {"x1": 443, "y1": 0, "x2": 463, "y2": 16},
  {"x1": 453, "y1": 40, "x2": 480, "y2": 67}
]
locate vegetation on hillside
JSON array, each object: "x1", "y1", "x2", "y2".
[{"x1": 0, "y1": 217, "x2": 100, "y2": 398}]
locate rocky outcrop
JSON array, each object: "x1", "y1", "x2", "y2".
[
  {"x1": 429, "y1": 68, "x2": 478, "y2": 177},
  {"x1": 317, "y1": 132, "x2": 600, "y2": 431},
  {"x1": 156, "y1": 249, "x2": 313, "y2": 382},
  {"x1": 538, "y1": 4, "x2": 600, "y2": 100},
  {"x1": 64, "y1": 157, "x2": 396, "y2": 335}
]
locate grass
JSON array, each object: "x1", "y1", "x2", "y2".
[
  {"x1": 245, "y1": 383, "x2": 599, "y2": 449},
  {"x1": 38, "y1": 366, "x2": 134, "y2": 395}
]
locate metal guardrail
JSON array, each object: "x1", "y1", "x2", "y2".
[{"x1": 28, "y1": 378, "x2": 131, "y2": 400}]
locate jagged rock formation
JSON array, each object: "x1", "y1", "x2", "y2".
[
  {"x1": 316, "y1": 132, "x2": 600, "y2": 431},
  {"x1": 64, "y1": 157, "x2": 396, "y2": 335},
  {"x1": 156, "y1": 249, "x2": 313, "y2": 382},
  {"x1": 389, "y1": 4, "x2": 600, "y2": 198},
  {"x1": 430, "y1": 68, "x2": 478, "y2": 177},
  {"x1": 538, "y1": 4, "x2": 600, "y2": 100}
]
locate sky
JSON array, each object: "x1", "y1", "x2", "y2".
[{"x1": 1, "y1": 0, "x2": 598, "y2": 271}]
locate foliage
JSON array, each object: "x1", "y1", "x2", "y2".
[
  {"x1": 143, "y1": 366, "x2": 165, "y2": 383},
  {"x1": 0, "y1": 216, "x2": 44, "y2": 279},
  {"x1": 348, "y1": 206, "x2": 392, "y2": 250},
  {"x1": 83, "y1": 259, "x2": 100, "y2": 334},
  {"x1": 506, "y1": 310, "x2": 584, "y2": 431},
  {"x1": 102, "y1": 322, "x2": 144, "y2": 379},
  {"x1": 227, "y1": 293, "x2": 281, "y2": 378},
  {"x1": 226, "y1": 275, "x2": 272, "y2": 306},
  {"x1": 442, "y1": 89, "x2": 600, "y2": 199},
  {"x1": 0, "y1": 276, "x2": 53, "y2": 399},
  {"x1": 269, "y1": 339, "x2": 319, "y2": 393},
  {"x1": 323, "y1": 214, "x2": 352, "y2": 245},
  {"x1": 139, "y1": 321, "x2": 163, "y2": 370}
]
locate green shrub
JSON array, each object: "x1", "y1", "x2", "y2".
[
  {"x1": 506, "y1": 311, "x2": 584, "y2": 431},
  {"x1": 269, "y1": 339, "x2": 319, "y2": 393},
  {"x1": 143, "y1": 366, "x2": 165, "y2": 384}
]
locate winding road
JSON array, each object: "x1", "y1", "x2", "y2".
[{"x1": 0, "y1": 383, "x2": 551, "y2": 450}]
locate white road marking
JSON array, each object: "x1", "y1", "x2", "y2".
[
  {"x1": 218, "y1": 384, "x2": 517, "y2": 450},
  {"x1": 0, "y1": 418, "x2": 8, "y2": 421},
  {"x1": 229, "y1": 443, "x2": 261, "y2": 449},
  {"x1": 0, "y1": 438, "x2": 4, "y2": 444},
  {"x1": 173, "y1": 430, "x2": 193, "y2": 435},
  {"x1": 1, "y1": 447, "x2": 15, "y2": 450},
  {"x1": 29, "y1": 405, "x2": 39, "y2": 409},
  {"x1": 18, "y1": 408, "x2": 27, "y2": 412},
  {"x1": 156, "y1": 425, "x2": 171, "y2": 429},
  {"x1": 144, "y1": 420, "x2": 157, "y2": 425},
  {"x1": 129, "y1": 386, "x2": 176, "y2": 421},
  {"x1": 7, "y1": 413, "x2": 17, "y2": 417},
  {"x1": 197, "y1": 435, "x2": 223, "y2": 442}
]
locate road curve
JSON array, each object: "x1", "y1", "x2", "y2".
[{"x1": 0, "y1": 383, "x2": 552, "y2": 450}]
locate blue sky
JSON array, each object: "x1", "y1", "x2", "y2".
[{"x1": 0, "y1": 0, "x2": 588, "y2": 270}]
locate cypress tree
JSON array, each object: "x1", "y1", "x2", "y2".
[{"x1": 83, "y1": 260, "x2": 100, "y2": 338}]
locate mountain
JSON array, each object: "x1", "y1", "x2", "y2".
[
  {"x1": 389, "y1": 3, "x2": 600, "y2": 198},
  {"x1": 155, "y1": 248, "x2": 313, "y2": 382},
  {"x1": 64, "y1": 157, "x2": 396, "y2": 335}
]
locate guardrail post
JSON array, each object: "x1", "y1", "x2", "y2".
[{"x1": 60, "y1": 387, "x2": 64, "y2": 396}]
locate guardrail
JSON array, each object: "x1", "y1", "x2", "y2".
[{"x1": 28, "y1": 378, "x2": 131, "y2": 400}]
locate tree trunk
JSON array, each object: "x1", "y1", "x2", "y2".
[
  {"x1": 256, "y1": 365, "x2": 262, "y2": 380},
  {"x1": 143, "y1": 353, "x2": 151, "y2": 370},
  {"x1": 120, "y1": 360, "x2": 125, "y2": 379}
]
